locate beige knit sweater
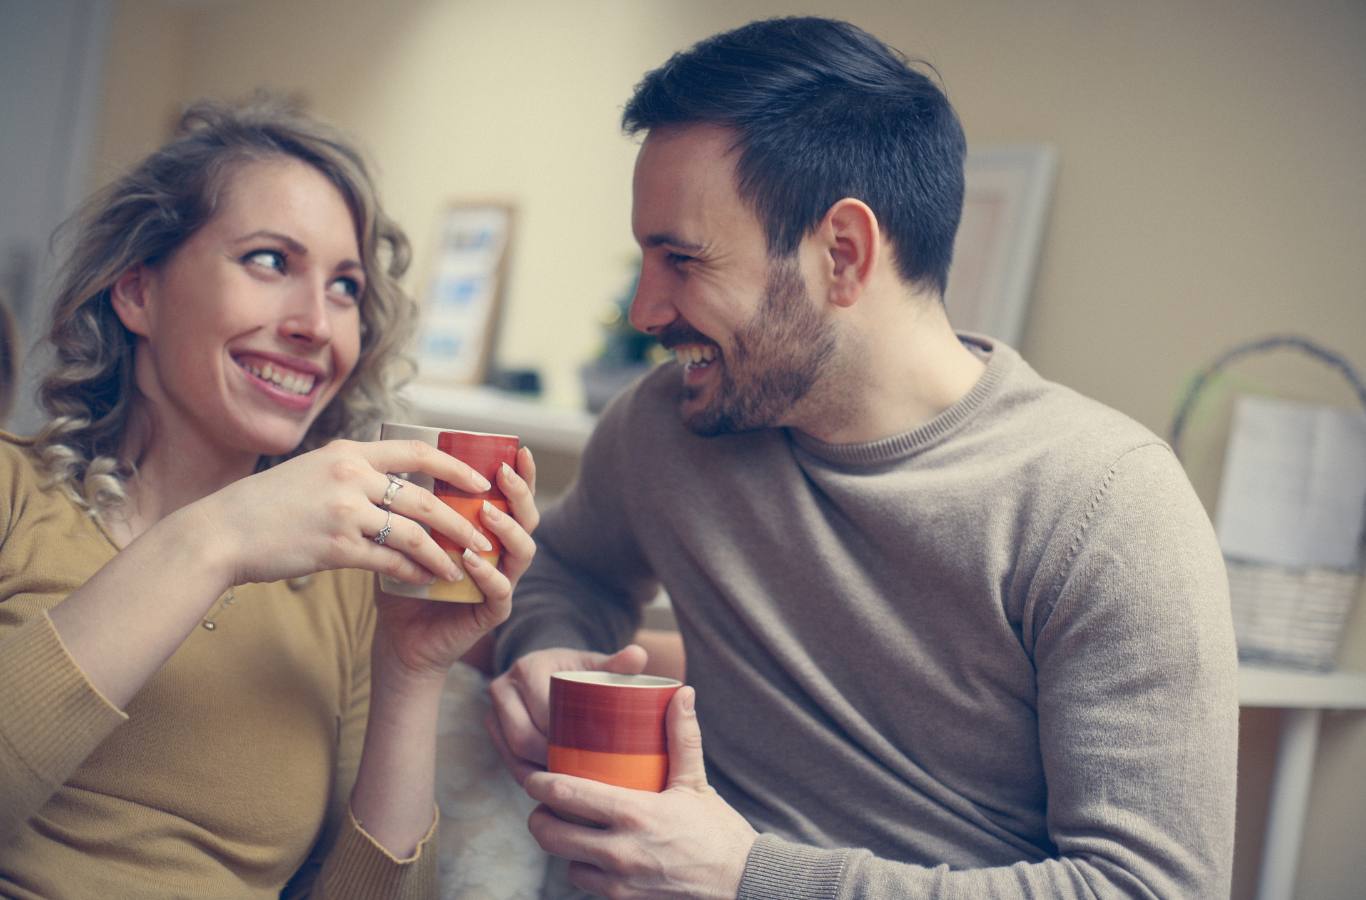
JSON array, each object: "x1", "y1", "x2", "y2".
[{"x1": 0, "y1": 435, "x2": 436, "y2": 899}]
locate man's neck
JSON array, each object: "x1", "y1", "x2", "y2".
[{"x1": 793, "y1": 298, "x2": 986, "y2": 445}]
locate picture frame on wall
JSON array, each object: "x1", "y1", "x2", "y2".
[
  {"x1": 414, "y1": 201, "x2": 515, "y2": 385},
  {"x1": 944, "y1": 145, "x2": 1057, "y2": 347}
]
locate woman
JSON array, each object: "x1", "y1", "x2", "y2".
[{"x1": 0, "y1": 100, "x2": 538, "y2": 898}]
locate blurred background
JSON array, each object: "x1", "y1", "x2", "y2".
[{"x1": 2, "y1": 1, "x2": 1363, "y2": 897}]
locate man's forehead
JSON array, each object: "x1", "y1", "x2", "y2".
[
  {"x1": 631, "y1": 124, "x2": 748, "y2": 235},
  {"x1": 636, "y1": 123, "x2": 741, "y2": 170}
]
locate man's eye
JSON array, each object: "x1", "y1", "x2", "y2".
[
  {"x1": 328, "y1": 276, "x2": 363, "y2": 302},
  {"x1": 666, "y1": 252, "x2": 695, "y2": 266},
  {"x1": 243, "y1": 249, "x2": 286, "y2": 272}
]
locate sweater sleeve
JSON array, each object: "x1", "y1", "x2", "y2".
[
  {"x1": 493, "y1": 387, "x2": 661, "y2": 672},
  {"x1": 0, "y1": 613, "x2": 128, "y2": 843},
  {"x1": 737, "y1": 444, "x2": 1239, "y2": 900}
]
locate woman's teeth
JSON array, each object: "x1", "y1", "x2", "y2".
[{"x1": 239, "y1": 360, "x2": 316, "y2": 396}]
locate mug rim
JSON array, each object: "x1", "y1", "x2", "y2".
[
  {"x1": 551, "y1": 671, "x2": 682, "y2": 689},
  {"x1": 380, "y1": 422, "x2": 519, "y2": 441}
]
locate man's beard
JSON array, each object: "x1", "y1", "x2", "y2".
[{"x1": 682, "y1": 259, "x2": 837, "y2": 436}]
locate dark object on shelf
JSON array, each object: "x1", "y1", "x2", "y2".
[
  {"x1": 486, "y1": 367, "x2": 542, "y2": 396},
  {"x1": 580, "y1": 360, "x2": 654, "y2": 414}
]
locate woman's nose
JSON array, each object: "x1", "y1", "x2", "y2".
[{"x1": 279, "y1": 282, "x2": 332, "y2": 346}]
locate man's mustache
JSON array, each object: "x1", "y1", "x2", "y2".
[{"x1": 656, "y1": 323, "x2": 715, "y2": 350}]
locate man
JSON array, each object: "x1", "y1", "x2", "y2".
[{"x1": 488, "y1": 16, "x2": 1237, "y2": 899}]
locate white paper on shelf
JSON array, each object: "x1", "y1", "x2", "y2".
[{"x1": 1214, "y1": 394, "x2": 1366, "y2": 569}]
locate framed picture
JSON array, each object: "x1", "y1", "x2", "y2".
[
  {"x1": 414, "y1": 202, "x2": 515, "y2": 385},
  {"x1": 944, "y1": 145, "x2": 1057, "y2": 346}
]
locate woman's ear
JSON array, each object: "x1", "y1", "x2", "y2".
[
  {"x1": 110, "y1": 266, "x2": 154, "y2": 337},
  {"x1": 817, "y1": 198, "x2": 879, "y2": 308}
]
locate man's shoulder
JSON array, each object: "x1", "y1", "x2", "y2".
[{"x1": 994, "y1": 358, "x2": 1170, "y2": 475}]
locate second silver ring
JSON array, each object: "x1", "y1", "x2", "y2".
[{"x1": 373, "y1": 508, "x2": 393, "y2": 545}]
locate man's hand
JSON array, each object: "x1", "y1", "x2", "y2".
[
  {"x1": 486, "y1": 644, "x2": 649, "y2": 785},
  {"x1": 523, "y1": 686, "x2": 757, "y2": 899}
]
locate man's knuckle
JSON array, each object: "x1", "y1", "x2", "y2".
[{"x1": 546, "y1": 778, "x2": 576, "y2": 806}]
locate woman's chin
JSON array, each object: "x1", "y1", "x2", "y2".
[{"x1": 239, "y1": 424, "x2": 315, "y2": 459}]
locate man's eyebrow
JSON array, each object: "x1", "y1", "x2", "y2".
[{"x1": 642, "y1": 233, "x2": 705, "y2": 253}]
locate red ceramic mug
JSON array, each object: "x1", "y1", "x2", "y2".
[
  {"x1": 377, "y1": 423, "x2": 520, "y2": 603},
  {"x1": 548, "y1": 671, "x2": 683, "y2": 792}
]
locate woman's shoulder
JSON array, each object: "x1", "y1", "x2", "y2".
[
  {"x1": 0, "y1": 431, "x2": 47, "y2": 493},
  {"x1": 0, "y1": 432, "x2": 85, "y2": 553}
]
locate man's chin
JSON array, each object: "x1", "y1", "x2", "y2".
[
  {"x1": 678, "y1": 393, "x2": 723, "y2": 436},
  {"x1": 681, "y1": 396, "x2": 752, "y2": 437}
]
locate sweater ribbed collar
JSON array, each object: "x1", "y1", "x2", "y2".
[{"x1": 789, "y1": 334, "x2": 1015, "y2": 467}]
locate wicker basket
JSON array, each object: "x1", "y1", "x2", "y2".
[
  {"x1": 1226, "y1": 560, "x2": 1360, "y2": 670},
  {"x1": 1170, "y1": 335, "x2": 1366, "y2": 671}
]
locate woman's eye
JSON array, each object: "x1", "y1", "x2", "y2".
[
  {"x1": 243, "y1": 249, "x2": 286, "y2": 272},
  {"x1": 328, "y1": 276, "x2": 362, "y2": 302}
]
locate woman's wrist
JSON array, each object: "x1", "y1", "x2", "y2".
[
  {"x1": 157, "y1": 495, "x2": 242, "y2": 597},
  {"x1": 369, "y1": 640, "x2": 450, "y2": 706}
]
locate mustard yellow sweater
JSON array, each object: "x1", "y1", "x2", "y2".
[{"x1": 0, "y1": 436, "x2": 436, "y2": 898}]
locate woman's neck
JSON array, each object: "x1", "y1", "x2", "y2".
[{"x1": 110, "y1": 412, "x2": 258, "y2": 547}]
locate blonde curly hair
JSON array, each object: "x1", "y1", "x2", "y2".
[{"x1": 34, "y1": 98, "x2": 418, "y2": 517}]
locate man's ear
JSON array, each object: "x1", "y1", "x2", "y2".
[
  {"x1": 815, "y1": 198, "x2": 880, "y2": 308},
  {"x1": 110, "y1": 265, "x2": 154, "y2": 337}
]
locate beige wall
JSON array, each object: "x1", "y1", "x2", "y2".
[{"x1": 97, "y1": 1, "x2": 1366, "y2": 897}]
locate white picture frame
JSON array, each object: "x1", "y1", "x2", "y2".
[
  {"x1": 944, "y1": 145, "x2": 1058, "y2": 346},
  {"x1": 414, "y1": 202, "x2": 515, "y2": 385}
]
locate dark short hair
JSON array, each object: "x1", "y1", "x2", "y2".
[{"x1": 622, "y1": 16, "x2": 966, "y2": 297}]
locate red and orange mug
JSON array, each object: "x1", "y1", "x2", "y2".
[
  {"x1": 548, "y1": 671, "x2": 683, "y2": 792},
  {"x1": 377, "y1": 423, "x2": 519, "y2": 603}
]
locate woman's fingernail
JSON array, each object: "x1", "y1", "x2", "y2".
[
  {"x1": 501, "y1": 462, "x2": 515, "y2": 480},
  {"x1": 447, "y1": 561, "x2": 463, "y2": 581},
  {"x1": 472, "y1": 529, "x2": 493, "y2": 553},
  {"x1": 483, "y1": 500, "x2": 504, "y2": 519},
  {"x1": 474, "y1": 473, "x2": 492, "y2": 492},
  {"x1": 463, "y1": 548, "x2": 485, "y2": 569}
]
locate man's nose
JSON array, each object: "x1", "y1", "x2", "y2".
[{"x1": 627, "y1": 263, "x2": 677, "y2": 336}]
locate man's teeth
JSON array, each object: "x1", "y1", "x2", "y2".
[
  {"x1": 240, "y1": 360, "x2": 316, "y2": 395},
  {"x1": 674, "y1": 345, "x2": 718, "y2": 367}
]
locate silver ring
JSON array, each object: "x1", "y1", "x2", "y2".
[
  {"x1": 381, "y1": 474, "x2": 404, "y2": 509},
  {"x1": 373, "y1": 508, "x2": 393, "y2": 545}
]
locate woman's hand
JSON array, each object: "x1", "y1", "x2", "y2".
[
  {"x1": 203, "y1": 438, "x2": 508, "y2": 588},
  {"x1": 372, "y1": 446, "x2": 539, "y2": 681},
  {"x1": 348, "y1": 447, "x2": 538, "y2": 858}
]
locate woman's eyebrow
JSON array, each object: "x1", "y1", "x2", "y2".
[
  {"x1": 234, "y1": 230, "x2": 362, "y2": 271},
  {"x1": 233, "y1": 229, "x2": 308, "y2": 255}
]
